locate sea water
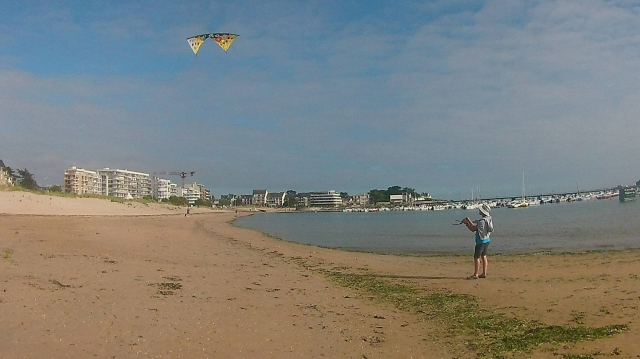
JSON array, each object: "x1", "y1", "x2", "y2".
[{"x1": 233, "y1": 198, "x2": 640, "y2": 255}]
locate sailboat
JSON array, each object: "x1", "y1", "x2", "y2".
[{"x1": 507, "y1": 171, "x2": 529, "y2": 208}]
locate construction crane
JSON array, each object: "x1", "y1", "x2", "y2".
[{"x1": 153, "y1": 171, "x2": 195, "y2": 188}]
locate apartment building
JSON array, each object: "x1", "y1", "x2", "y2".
[
  {"x1": 97, "y1": 168, "x2": 151, "y2": 199},
  {"x1": 351, "y1": 193, "x2": 371, "y2": 207},
  {"x1": 64, "y1": 166, "x2": 102, "y2": 195},
  {"x1": 221, "y1": 194, "x2": 241, "y2": 205},
  {"x1": 390, "y1": 193, "x2": 414, "y2": 205},
  {"x1": 309, "y1": 190, "x2": 342, "y2": 207},
  {"x1": 296, "y1": 193, "x2": 310, "y2": 207},
  {"x1": 194, "y1": 183, "x2": 212, "y2": 202},
  {"x1": 179, "y1": 183, "x2": 201, "y2": 205},
  {"x1": 240, "y1": 194, "x2": 253, "y2": 206},
  {"x1": 252, "y1": 189, "x2": 268, "y2": 206},
  {"x1": 151, "y1": 177, "x2": 173, "y2": 200},
  {"x1": 0, "y1": 160, "x2": 13, "y2": 186},
  {"x1": 169, "y1": 183, "x2": 178, "y2": 197},
  {"x1": 266, "y1": 192, "x2": 286, "y2": 207}
]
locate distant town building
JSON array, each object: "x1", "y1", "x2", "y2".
[
  {"x1": 194, "y1": 183, "x2": 211, "y2": 202},
  {"x1": 240, "y1": 194, "x2": 253, "y2": 206},
  {"x1": 296, "y1": 193, "x2": 310, "y2": 207},
  {"x1": 351, "y1": 193, "x2": 370, "y2": 207},
  {"x1": 221, "y1": 194, "x2": 237, "y2": 205},
  {"x1": 169, "y1": 183, "x2": 178, "y2": 197},
  {"x1": 63, "y1": 166, "x2": 213, "y2": 203},
  {"x1": 266, "y1": 192, "x2": 286, "y2": 207},
  {"x1": 0, "y1": 160, "x2": 13, "y2": 186},
  {"x1": 390, "y1": 193, "x2": 414, "y2": 205},
  {"x1": 151, "y1": 177, "x2": 173, "y2": 200},
  {"x1": 178, "y1": 183, "x2": 201, "y2": 205},
  {"x1": 253, "y1": 189, "x2": 268, "y2": 206},
  {"x1": 64, "y1": 166, "x2": 102, "y2": 195},
  {"x1": 309, "y1": 190, "x2": 342, "y2": 207},
  {"x1": 389, "y1": 194, "x2": 403, "y2": 205},
  {"x1": 97, "y1": 168, "x2": 151, "y2": 199}
]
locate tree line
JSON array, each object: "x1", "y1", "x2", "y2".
[
  {"x1": 368, "y1": 186, "x2": 427, "y2": 204},
  {"x1": 1, "y1": 167, "x2": 50, "y2": 191}
]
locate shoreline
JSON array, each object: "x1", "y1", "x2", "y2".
[
  {"x1": 233, "y1": 216, "x2": 640, "y2": 258},
  {"x1": 1, "y1": 191, "x2": 638, "y2": 357},
  {"x1": 233, "y1": 200, "x2": 640, "y2": 256}
]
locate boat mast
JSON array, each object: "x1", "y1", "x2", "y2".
[{"x1": 522, "y1": 171, "x2": 525, "y2": 201}]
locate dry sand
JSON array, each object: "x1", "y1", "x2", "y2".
[
  {"x1": 1, "y1": 190, "x2": 638, "y2": 358},
  {"x1": 0, "y1": 191, "x2": 193, "y2": 216}
]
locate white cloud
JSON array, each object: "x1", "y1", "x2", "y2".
[{"x1": 2, "y1": 0, "x2": 640, "y2": 196}]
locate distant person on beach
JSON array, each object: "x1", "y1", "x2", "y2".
[
  {"x1": 185, "y1": 206, "x2": 191, "y2": 217},
  {"x1": 462, "y1": 204, "x2": 493, "y2": 279}
]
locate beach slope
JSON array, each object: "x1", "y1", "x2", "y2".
[{"x1": 1, "y1": 191, "x2": 638, "y2": 358}]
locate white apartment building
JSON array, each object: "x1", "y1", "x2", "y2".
[
  {"x1": 169, "y1": 183, "x2": 178, "y2": 197},
  {"x1": 179, "y1": 183, "x2": 202, "y2": 205},
  {"x1": 266, "y1": 192, "x2": 286, "y2": 207},
  {"x1": 389, "y1": 194, "x2": 404, "y2": 205},
  {"x1": 1, "y1": 160, "x2": 14, "y2": 186},
  {"x1": 309, "y1": 190, "x2": 342, "y2": 207},
  {"x1": 0, "y1": 170, "x2": 11, "y2": 186},
  {"x1": 64, "y1": 166, "x2": 102, "y2": 195},
  {"x1": 296, "y1": 193, "x2": 310, "y2": 207},
  {"x1": 390, "y1": 193, "x2": 414, "y2": 205},
  {"x1": 253, "y1": 189, "x2": 268, "y2": 206},
  {"x1": 351, "y1": 193, "x2": 371, "y2": 207},
  {"x1": 97, "y1": 168, "x2": 151, "y2": 199},
  {"x1": 194, "y1": 183, "x2": 211, "y2": 201},
  {"x1": 151, "y1": 177, "x2": 173, "y2": 200}
]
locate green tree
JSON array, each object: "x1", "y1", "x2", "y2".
[
  {"x1": 218, "y1": 198, "x2": 231, "y2": 206},
  {"x1": 402, "y1": 187, "x2": 417, "y2": 196},
  {"x1": 48, "y1": 185, "x2": 62, "y2": 192},
  {"x1": 369, "y1": 186, "x2": 422, "y2": 204},
  {"x1": 17, "y1": 168, "x2": 39, "y2": 190},
  {"x1": 283, "y1": 196, "x2": 298, "y2": 208},
  {"x1": 284, "y1": 190, "x2": 297, "y2": 207},
  {"x1": 387, "y1": 186, "x2": 403, "y2": 196},
  {"x1": 195, "y1": 198, "x2": 212, "y2": 207},
  {"x1": 369, "y1": 189, "x2": 387, "y2": 204},
  {"x1": 168, "y1": 196, "x2": 188, "y2": 206}
]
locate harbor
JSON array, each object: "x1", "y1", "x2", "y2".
[
  {"x1": 341, "y1": 188, "x2": 626, "y2": 212},
  {"x1": 235, "y1": 194, "x2": 639, "y2": 255}
]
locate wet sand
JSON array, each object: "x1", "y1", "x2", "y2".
[{"x1": 1, "y1": 191, "x2": 638, "y2": 358}]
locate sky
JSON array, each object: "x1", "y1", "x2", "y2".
[{"x1": 1, "y1": 0, "x2": 640, "y2": 200}]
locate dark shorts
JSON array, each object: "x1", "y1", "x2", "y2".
[{"x1": 474, "y1": 242, "x2": 490, "y2": 258}]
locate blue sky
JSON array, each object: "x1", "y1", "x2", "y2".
[{"x1": 2, "y1": 0, "x2": 640, "y2": 199}]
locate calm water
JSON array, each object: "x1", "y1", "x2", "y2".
[{"x1": 234, "y1": 198, "x2": 640, "y2": 254}]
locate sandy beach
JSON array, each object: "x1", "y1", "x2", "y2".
[{"x1": 1, "y1": 191, "x2": 638, "y2": 358}]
